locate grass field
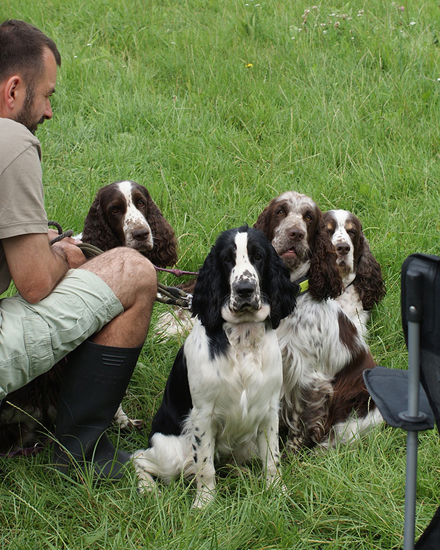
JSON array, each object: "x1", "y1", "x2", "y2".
[{"x1": 1, "y1": 0, "x2": 440, "y2": 548}]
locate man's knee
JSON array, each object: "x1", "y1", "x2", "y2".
[
  {"x1": 111, "y1": 248, "x2": 157, "y2": 289},
  {"x1": 82, "y1": 248, "x2": 157, "y2": 294}
]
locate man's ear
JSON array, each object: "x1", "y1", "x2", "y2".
[{"x1": 2, "y1": 75, "x2": 23, "y2": 110}]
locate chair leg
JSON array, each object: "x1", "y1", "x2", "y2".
[{"x1": 403, "y1": 430, "x2": 418, "y2": 550}]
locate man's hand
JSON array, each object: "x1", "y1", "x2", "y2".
[
  {"x1": 3, "y1": 233, "x2": 86, "y2": 303},
  {"x1": 51, "y1": 239, "x2": 87, "y2": 269}
]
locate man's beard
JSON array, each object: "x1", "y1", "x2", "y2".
[{"x1": 13, "y1": 86, "x2": 44, "y2": 134}]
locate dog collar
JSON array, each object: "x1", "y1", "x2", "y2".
[{"x1": 294, "y1": 276, "x2": 309, "y2": 296}]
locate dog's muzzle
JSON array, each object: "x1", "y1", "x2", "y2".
[{"x1": 230, "y1": 280, "x2": 261, "y2": 312}]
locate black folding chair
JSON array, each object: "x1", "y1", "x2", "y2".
[{"x1": 364, "y1": 253, "x2": 440, "y2": 550}]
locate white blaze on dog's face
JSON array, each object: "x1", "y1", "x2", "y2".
[
  {"x1": 118, "y1": 180, "x2": 154, "y2": 251},
  {"x1": 324, "y1": 210, "x2": 356, "y2": 276},
  {"x1": 221, "y1": 230, "x2": 270, "y2": 324}
]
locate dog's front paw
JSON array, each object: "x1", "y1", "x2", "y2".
[
  {"x1": 120, "y1": 417, "x2": 145, "y2": 431},
  {"x1": 191, "y1": 487, "x2": 215, "y2": 509},
  {"x1": 265, "y1": 471, "x2": 286, "y2": 493},
  {"x1": 266, "y1": 475, "x2": 288, "y2": 494},
  {"x1": 137, "y1": 479, "x2": 161, "y2": 496},
  {"x1": 132, "y1": 450, "x2": 159, "y2": 495},
  {"x1": 114, "y1": 405, "x2": 144, "y2": 431},
  {"x1": 282, "y1": 436, "x2": 303, "y2": 457}
]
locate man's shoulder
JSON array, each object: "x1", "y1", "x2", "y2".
[
  {"x1": 0, "y1": 118, "x2": 40, "y2": 145},
  {"x1": 0, "y1": 118, "x2": 42, "y2": 173}
]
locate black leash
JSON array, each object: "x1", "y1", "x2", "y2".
[
  {"x1": 48, "y1": 220, "x2": 73, "y2": 244},
  {"x1": 49, "y1": 223, "x2": 194, "y2": 309}
]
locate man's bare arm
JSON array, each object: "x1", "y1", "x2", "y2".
[{"x1": 3, "y1": 233, "x2": 86, "y2": 303}]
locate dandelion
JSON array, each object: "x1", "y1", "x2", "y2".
[{"x1": 245, "y1": 63, "x2": 253, "y2": 68}]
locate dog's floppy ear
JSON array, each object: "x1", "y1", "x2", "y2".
[
  {"x1": 82, "y1": 193, "x2": 121, "y2": 251},
  {"x1": 191, "y1": 244, "x2": 227, "y2": 333},
  {"x1": 354, "y1": 234, "x2": 386, "y2": 310},
  {"x1": 264, "y1": 242, "x2": 298, "y2": 329},
  {"x1": 308, "y1": 216, "x2": 343, "y2": 301},
  {"x1": 144, "y1": 191, "x2": 178, "y2": 268},
  {"x1": 253, "y1": 204, "x2": 271, "y2": 236}
]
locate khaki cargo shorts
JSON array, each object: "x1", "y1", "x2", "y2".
[{"x1": 0, "y1": 269, "x2": 123, "y2": 399}]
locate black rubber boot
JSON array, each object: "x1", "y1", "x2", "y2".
[{"x1": 52, "y1": 340, "x2": 142, "y2": 480}]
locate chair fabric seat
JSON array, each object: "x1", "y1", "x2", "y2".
[{"x1": 364, "y1": 367, "x2": 435, "y2": 432}]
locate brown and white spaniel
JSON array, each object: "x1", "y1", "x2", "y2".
[
  {"x1": 82, "y1": 180, "x2": 178, "y2": 267},
  {"x1": 0, "y1": 181, "x2": 178, "y2": 455},
  {"x1": 322, "y1": 209, "x2": 386, "y2": 337},
  {"x1": 254, "y1": 191, "x2": 382, "y2": 452}
]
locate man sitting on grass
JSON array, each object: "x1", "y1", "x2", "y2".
[{"x1": 0, "y1": 19, "x2": 157, "y2": 479}]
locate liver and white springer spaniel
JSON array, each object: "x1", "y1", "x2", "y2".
[
  {"x1": 254, "y1": 191, "x2": 383, "y2": 452},
  {"x1": 81, "y1": 180, "x2": 177, "y2": 267},
  {"x1": 322, "y1": 209, "x2": 386, "y2": 337},
  {"x1": 0, "y1": 181, "x2": 178, "y2": 455},
  {"x1": 133, "y1": 226, "x2": 298, "y2": 507}
]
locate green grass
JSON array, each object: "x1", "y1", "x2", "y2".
[{"x1": 1, "y1": 0, "x2": 440, "y2": 547}]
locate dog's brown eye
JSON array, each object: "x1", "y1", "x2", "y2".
[
  {"x1": 110, "y1": 207, "x2": 120, "y2": 214},
  {"x1": 137, "y1": 199, "x2": 146, "y2": 207},
  {"x1": 304, "y1": 213, "x2": 313, "y2": 222},
  {"x1": 276, "y1": 208, "x2": 284, "y2": 217},
  {"x1": 254, "y1": 253, "x2": 262, "y2": 261}
]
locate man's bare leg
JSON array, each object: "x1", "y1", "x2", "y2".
[{"x1": 79, "y1": 247, "x2": 157, "y2": 347}]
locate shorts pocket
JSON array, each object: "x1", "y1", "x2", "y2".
[
  {"x1": 22, "y1": 313, "x2": 54, "y2": 379},
  {"x1": 48, "y1": 293, "x2": 96, "y2": 351}
]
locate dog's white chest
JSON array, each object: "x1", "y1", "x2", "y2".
[
  {"x1": 187, "y1": 321, "x2": 282, "y2": 454},
  {"x1": 336, "y1": 284, "x2": 369, "y2": 336}
]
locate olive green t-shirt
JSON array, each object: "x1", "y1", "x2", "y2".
[{"x1": 0, "y1": 118, "x2": 48, "y2": 295}]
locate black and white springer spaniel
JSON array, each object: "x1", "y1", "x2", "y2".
[
  {"x1": 322, "y1": 209, "x2": 386, "y2": 337},
  {"x1": 133, "y1": 226, "x2": 298, "y2": 508},
  {"x1": 254, "y1": 192, "x2": 383, "y2": 452},
  {"x1": 0, "y1": 181, "x2": 178, "y2": 455}
]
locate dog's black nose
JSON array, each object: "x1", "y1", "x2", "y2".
[
  {"x1": 235, "y1": 281, "x2": 256, "y2": 299},
  {"x1": 133, "y1": 228, "x2": 150, "y2": 241},
  {"x1": 336, "y1": 242, "x2": 350, "y2": 256}
]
